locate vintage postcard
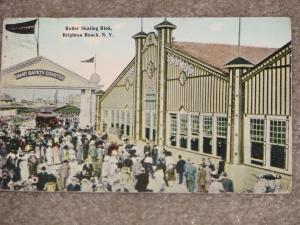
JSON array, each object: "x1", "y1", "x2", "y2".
[{"x1": 0, "y1": 17, "x2": 292, "y2": 193}]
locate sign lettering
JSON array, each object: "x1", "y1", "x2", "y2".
[
  {"x1": 167, "y1": 54, "x2": 194, "y2": 76},
  {"x1": 15, "y1": 70, "x2": 65, "y2": 81}
]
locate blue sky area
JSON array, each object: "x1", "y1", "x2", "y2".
[{"x1": 1, "y1": 17, "x2": 291, "y2": 100}]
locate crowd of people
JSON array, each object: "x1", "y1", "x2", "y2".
[{"x1": 0, "y1": 113, "x2": 283, "y2": 193}]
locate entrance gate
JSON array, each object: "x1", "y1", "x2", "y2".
[{"x1": 0, "y1": 56, "x2": 101, "y2": 127}]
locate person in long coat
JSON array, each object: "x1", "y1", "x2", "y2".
[
  {"x1": 28, "y1": 150, "x2": 38, "y2": 177},
  {"x1": 197, "y1": 164, "x2": 207, "y2": 192},
  {"x1": 88, "y1": 140, "x2": 98, "y2": 162},
  {"x1": 185, "y1": 159, "x2": 197, "y2": 193},
  {"x1": 175, "y1": 155, "x2": 186, "y2": 184},
  {"x1": 76, "y1": 139, "x2": 84, "y2": 163}
]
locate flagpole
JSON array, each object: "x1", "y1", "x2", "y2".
[
  {"x1": 37, "y1": 18, "x2": 39, "y2": 57},
  {"x1": 95, "y1": 54, "x2": 96, "y2": 73},
  {"x1": 34, "y1": 19, "x2": 39, "y2": 57},
  {"x1": 238, "y1": 17, "x2": 241, "y2": 57}
]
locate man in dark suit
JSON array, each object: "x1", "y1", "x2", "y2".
[
  {"x1": 143, "y1": 142, "x2": 151, "y2": 156},
  {"x1": 135, "y1": 168, "x2": 149, "y2": 192},
  {"x1": 176, "y1": 155, "x2": 186, "y2": 184},
  {"x1": 36, "y1": 166, "x2": 49, "y2": 191},
  {"x1": 221, "y1": 172, "x2": 234, "y2": 192}
]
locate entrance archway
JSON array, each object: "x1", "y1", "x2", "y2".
[{"x1": 0, "y1": 56, "x2": 101, "y2": 128}]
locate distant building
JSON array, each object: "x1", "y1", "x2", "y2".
[
  {"x1": 66, "y1": 94, "x2": 81, "y2": 108},
  {"x1": 0, "y1": 92, "x2": 17, "y2": 118}
]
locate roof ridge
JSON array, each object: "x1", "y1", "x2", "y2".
[{"x1": 173, "y1": 41, "x2": 278, "y2": 49}]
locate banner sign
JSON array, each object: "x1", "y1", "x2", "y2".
[
  {"x1": 5, "y1": 19, "x2": 38, "y2": 34},
  {"x1": 15, "y1": 70, "x2": 65, "y2": 81}
]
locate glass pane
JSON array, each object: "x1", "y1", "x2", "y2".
[
  {"x1": 270, "y1": 145, "x2": 286, "y2": 169},
  {"x1": 250, "y1": 118, "x2": 264, "y2": 142},
  {"x1": 217, "y1": 117, "x2": 227, "y2": 137},
  {"x1": 152, "y1": 129, "x2": 156, "y2": 141},
  {"x1": 191, "y1": 138, "x2": 199, "y2": 151},
  {"x1": 180, "y1": 114, "x2": 188, "y2": 134},
  {"x1": 270, "y1": 120, "x2": 286, "y2": 145},
  {"x1": 217, "y1": 137, "x2": 226, "y2": 160},
  {"x1": 169, "y1": 114, "x2": 177, "y2": 146},
  {"x1": 203, "y1": 137, "x2": 212, "y2": 154},
  {"x1": 191, "y1": 115, "x2": 199, "y2": 135},
  {"x1": 145, "y1": 128, "x2": 150, "y2": 140},
  {"x1": 170, "y1": 135, "x2": 176, "y2": 146},
  {"x1": 251, "y1": 142, "x2": 264, "y2": 160},
  {"x1": 203, "y1": 116, "x2": 212, "y2": 136},
  {"x1": 180, "y1": 135, "x2": 187, "y2": 148}
]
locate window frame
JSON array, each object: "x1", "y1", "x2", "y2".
[
  {"x1": 245, "y1": 115, "x2": 291, "y2": 174},
  {"x1": 166, "y1": 112, "x2": 226, "y2": 159}
]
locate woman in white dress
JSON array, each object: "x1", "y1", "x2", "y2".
[
  {"x1": 53, "y1": 143, "x2": 61, "y2": 165},
  {"x1": 46, "y1": 142, "x2": 54, "y2": 165},
  {"x1": 18, "y1": 153, "x2": 30, "y2": 183}
]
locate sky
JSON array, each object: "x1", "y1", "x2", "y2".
[{"x1": 1, "y1": 17, "x2": 291, "y2": 100}]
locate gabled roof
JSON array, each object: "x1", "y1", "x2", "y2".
[
  {"x1": 132, "y1": 31, "x2": 147, "y2": 39},
  {"x1": 1, "y1": 56, "x2": 99, "y2": 89},
  {"x1": 96, "y1": 90, "x2": 105, "y2": 95},
  {"x1": 154, "y1": 19, "x2": 177, "y2": 30},
  {"x1": 100, "y1": 57, "x2": 135, "y2": 100},
  {"x1": 54, "y1": 105, "x2": 80, "y2": 114},
  {"x1": 225, "y1": 57, "x2": 254, "y2": 66},
  {"x1": 241, "y1": 41, "x2": 292, "y2": 82},
  {"x1": 2, "y1": 56, "x2": 89, "y2": 82},
  {"x1": 172, "y1": 42, "x2": 277, "y2": 71}
]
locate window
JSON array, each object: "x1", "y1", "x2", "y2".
[
  {"x1": 152, "y1": 112, "x2": 156, "y2": 141},
  {"x1": 111, "y1": 111, "x2": 115, "y2": 128},
  {"x1": 102, "y1": 123, "x2": 107, "y2": 133},
  {"x1": 145, "y1": 112, "x2": 151, "y2": 140},
  {"x1": 270, "y1": 120, "x2": 286, "y2": 145},
  {"x1": 203, "y1": 116, "x2": 212, "y2": 135},
  {"x1": 216, "y1": 117, "x2": 227, "y2": 159},
  {"x1": 203, "y1": 116, "x2": 212, "y2": 154},
  {"x1": 121, "y1": 111, "x2": 125, "y2": 124},
  {"x1": 126, "y1": 111, "x2": 131, "y2": 136},
  {"x1": 248, "y1": 118, "x2": 289, "y2": 170},
  {"x1": 190, "y1": 115, "x2": 199, "y2": 151},
  {"x1": 203, "y1": 137, "x2": 212, "y2": 154},
  {"x1": 250, "y1": 118, "x2": 265, "y2": 166},
  {"x1": 116, "y1": 111, "x2": 120, "y2": 129},
  {"x1": 179, "y1": 114, "x2": 188, "y2": 148},
  {"x1": 250, "y1": 118, "x2": 264, "y2": 142},
  {"x1": 191, "y1": 115, "x2": 199, "y2": 135},
  {"x1": 270, "y1": 120, "x2": 286, "y2": 169},
  {"x1": 121, "y1": 111, "x2": 125, "y2": 134},
  {"x1": 180, "y1": 114, "x2": 188, "y2": 134},
  {"x1": 145, "y1": 88, "x2": 156, "y2": 110},
  {"x1": 170, "y1": 114, "x2": 177, "y2": 147},
  {"x1": 217, "y1": 137, "x2": 226, "y2": 160},
  {"x1": 217, "y1": 117, "x2": 227, "y2": 137}
]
